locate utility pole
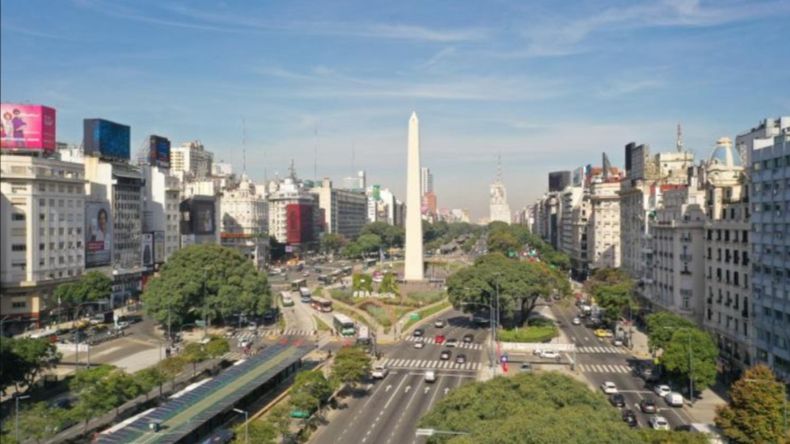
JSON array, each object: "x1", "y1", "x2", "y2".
[{"x1": 15, "y1": 394, "x2": 30, "y2": 442}]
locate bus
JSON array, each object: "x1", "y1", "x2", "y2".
[
  {"x1": 310, "y1": 297, "x2": 333, "y2": 313},
  {"x1": 291, "y1": 279, "x2": 307, "y2": 291},
  {"x1": 332, "y1": 313, "x2": 356, "y2": 336},
  {"x1": 318, "y1": 274, "x2": 333, "y2": 285},
  {"x1": 281, "y1": 291, "x2": 294, "y2": 307},
  {"x1": 298, "y1": 287, "x2": 312, "y2": 303},
  {"x1": 356, "y1": 325, "x2": 372, "y2": 351},
  {"x1": 341, "y1": 266, "x2": 353, "y2": 276},
  {"x1": 364, "y1": 258, "x2": 377, "y2": 268}
]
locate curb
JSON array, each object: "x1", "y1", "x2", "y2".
[{"x1": 399, "y1": 302, "x2": 454, "y2": 339}]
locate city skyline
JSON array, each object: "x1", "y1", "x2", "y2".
[{"x1": 2, "y1": 0, "x2": 789, "y2": 218}]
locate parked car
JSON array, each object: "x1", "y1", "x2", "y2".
[
  {"x1": 664, "y1": 392, "x2": 684, "y2": 407},
  {"x1": 601, "y1": 381, "x2": 618, "y2": 394},
  {"x1": 648, "y1": 415, "x2": 670, "y2": 431},
  {"x1": 654, "y1": 384, "x2": 672, "y2": 397},
  {"x1": 639, "y1": 398, "x2": 658, "y2": 413},
  {"x1": 434, "y1": 334, "x2": 446, "y2": 344},
  {"x1": 463, "y1": 333, "x2": 474, "y2": 343},
  {"x1": 445, "y1": 338, "x2": 458, "y2": 348},
  {"x1": 371, "y1": 365, "x2": 389, "y2": 379},
  {"x1": 622, "y1": 409, "x2": 638, "y2": 427},
  {"x1": 434, "y1": 319, "x2": 445, "y2": 328},
  {"x1": 440, "y1": 350, "x2": 451, "y2": 360},
  {"x1": 609, "y1": 393, "x2": 626, "y2": 407},
  {"x1": 455, "y1": 354, "x2": 467, "y2": 364},
  {"x1": 612, "y1": 338, "x2": 624, "y2": 347}
]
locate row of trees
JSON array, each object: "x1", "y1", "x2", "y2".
[
  {"x1": 585, "y1": 268, "x2": 636, "y2": 325},
  {"x1": 486, "y1": 221, "x2": 571, "y2": 270},
  {"x1": 419, "y1": 371, "x2": 707, "y2": 443},
  {"x1": 52, "y1": 271, "x2": 113, "y2": 319},
  {"x1": 0, "y1": 336, "x2": 60, "y2": 396},
  {"x1": 447, "y1": 253, "x2": 570, "y2": 326},
  {"x1": 142, "y1": 244, "x2": 272, "y2": 333}
]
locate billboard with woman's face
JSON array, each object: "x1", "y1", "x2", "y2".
[
  {"x1": 0, "y1": 104, "x2": 56, "y2": 152},
  {"x1": 85, "y1": 201, "x2": 113, "y2": 267}
]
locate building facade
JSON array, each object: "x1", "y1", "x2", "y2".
[
  {"x1": 220, "y1": 177, "x2": 268, "y2": 270},
  {"x1": 589, "y1": 181, "x2": 622, "y2": 269},
  {"x1": 171, "y1": 141, "x2": 213, "y2": 180},
  {"x1": 142, "y1": 165, "x2": 182, "y2": 262},
  {"x1": 312, "y1": 178, "x2": 367, "y2": 240}
]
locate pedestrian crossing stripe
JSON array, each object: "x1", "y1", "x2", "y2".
[
  {"x1": 260, "y1": 329, "x2": 312, "y2": 337},
  {"x1": 577, "y1": 346, "x2": 627, "y2": 354},
  {"x1": 577, "y1": 363, "x2": 632, "y2": 373},
  {"x1": 379, "y1": 358, "x2": 480, "y2": 371},
  {"x1": 403, "y1": 336, "x2": 482, "y2": 350}
]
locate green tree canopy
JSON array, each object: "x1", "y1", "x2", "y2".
[
  {"x1": 661, "y1": 328, "x2": 719, "y2": 391},
  {"x1": 586, "y1": 268, "x2": 636, "y2": 325},
  {"x1": 716, "y1": 364, "x2": 789, "y2": 444},
  {"x1": 0, "y1": 336, "x2": 60, "y2": 394},
  {"x1": 205, "y1": 336, "x2": 230, "y2": 358},
  {"x1": 645, "y1": 311, "x2": 696, "y2": 353},
  {"x1": 53, "y1": 271, "x2": 113, "y2": 313},
  {"x1": 379, "y1": 272, "x2": 399, "y2": 295},
  {"x1": 419, "y1": 371, "x2": 705, "y2": 444},
  {"x1": 0, "y1": 401, "x2": 70, "y2": 443},
  {"x1": 69, "y1": 365, "x2": 143, "y2": 424},
  {"x1": 360, "y1": 222, "x2": 404, "y2": 248},
  {"x1": 320, "y1": 233, "x2": 347, "y2": 254},
  {"x1": 290, "y1": 370, "x2": 333, "y2": 414},
  {"x1": 487, "y1": 229, "x2": 520, "y2": 256},
  {"x1": 331, "y1": 346, "x2": 371, "y2": 388},
  {"x1": 142, "y1": 244, "x2": 272, "y2": 333}
]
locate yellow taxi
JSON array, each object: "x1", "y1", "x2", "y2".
[{"x1": 594, "y1": 328, "x2": 614, "y2": 338}]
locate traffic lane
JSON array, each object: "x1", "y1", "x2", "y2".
[
  {"x1": 552, "y1": 304, "x2": 598, "y2": 346},
  {"x1": 401, "y1": 373, "x2": 467, "y2": 444},
  {"x1": 363, "y1": 373, "x2": 427, "y2": 444},
  {"x1": 341, "y1": 372, "x2": 419, "y2": 444},
  {"x1": 313, "y1": 373, "x2": 407, "y2": 444}
]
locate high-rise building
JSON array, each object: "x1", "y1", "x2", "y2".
[
  {"x1": 548, "y1": 171, "x2": 571, "y2": 192},
  {"x1": 559, "y1": 186, "x2": 587, "y2": 275},
  {"x1": 312, "y1": 178, "x2": 367, "y2": 240},
  {"x1": 1, "y1": 154, "x2": 86, "y2": 332},
  {"x1": 489, "y1": 159, "x2": 511, "y2": 224},
  {"x1": 749, "y1": 125, "x2": 790, "y2": 382},
  {"x1": 420, "y1": 167, "x2": 433, "y2": 195},
  {"x1": 702, "y1": 137, "x2": 752, "y2": 376},
  {"x1": 220, "y1": 177, "x2": 269, "y2": 270},
  {"x1": 267, "y1": 176, "x2": 319, "y2": 248},
  {"x1": 735, "y1": 117, "x2": 790, "y2": 167},
  {"x1": 142, "y1": 164, "x2": 182, "y2": 263},
  {"x1": 342, "y1": 170, "x2": 366, "y2": 192},
  {"x1": 589, "y1": 180, "x2": 622, "y2": 270},
  {"x1": 171, "y1": 141, "x2": 213, "y2": 180}
]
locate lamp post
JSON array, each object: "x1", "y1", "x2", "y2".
[
  {"x1": 73, "y1": 302, "x2": 96, "y2": 371},
  {"x1": 15, "y1": 394, "x2": 31, "y2": 442},
  {"x1": 232, "y1": 407, "x2": 249, "y2": 444}
]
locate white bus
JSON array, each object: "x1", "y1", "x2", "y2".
[
  {"x1": 299, "y1": 287, "x2": 312, "y2": 303},
  {"x1": 356, "y1": 325, "x2": 372, "y2": 350},
  {"x1": 332, "y1": 313, "x2": 356, "y2": 336}
]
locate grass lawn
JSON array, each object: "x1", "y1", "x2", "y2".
[
  {"x1": 362, "y1": 304, "x2": 392, "y2": 327},
  {"x1": 313, "y1": 315, "x2": 331, "y2": 332},
  {"x1": 402, "y1": 300, "x2": 451, "y2": 331},
  {"x1": 330, "y1": 288, "x2": 354, "y2": 304},
  {"x1": 406, "y1": 290, "x2": 446, "y2": 306},
  {"x1": 497, "y1": 325, "x2": 558, "y2": 343}
]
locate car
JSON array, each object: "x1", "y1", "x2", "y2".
[
  {"x1": 463, "y1": 333, "x2": 474, "y2": 343},
  {"x1": 639, "y1": 398, "x2": 658, "y2": 413},
  {"x1": 413, "y1": 341, "x2": 425, "y2": 349},
  {"x1": 114, "y1": 321, "x2": 130, "y2": 331},
  {"x1": 445, "y1": 338, "x2": 458, "y2": 348},
  {"x1": 572, "y1": 317, "x2": 581, "y2": 325},
  {"x1": 594, "y1": 329, "x2": 614, "y2": 338},
  {"x1": 648, "y1": 415, "x2": 670, "y2": 431},
  {"x1": 609, "y1": 393, "x2": 625, "y2": 407},
  {"x1": 425, "y1": 370, "x2": 436, "y2": 382},
  {"x1": 519, "y1": 363, "x2": 533, "y2": 373},
  {"x1": 434, "y1": 334, "x2": 446, "y2": 344},
  {"x1": 664, "y1": 392, "x2": 684, "y2": 407},
  {"x1": 434, "y1": 319, "x2": 445, "y2": 328},
  {"x1": 539, "y1": 350, "x2": 561, "y2": 360},
  {"x1": 622, "y1": 409, "x2": 638, "y2": 427},
  {"x1": 455, "y1": 354, "x2": 467, "y2": 364},
  {"x1": 612, "y1": 338, "x2": 624, "y2": 347},
  {"x1": 371, "y1": 365, "x2": 389, "y2": 379},
  {"x1": 440, "y1": 350, "x2": 451, "y2": 360},
  {"x1": 413, "y1": 328, "x2": 424, "y2": 337},
  {"x1": 600, "y1": 381, "x2": 618, "y2": 394},
  {"x1": 238, "y1": 339, "x2": 252, "y2": 349},
  {"x1": 654, "y1": 384, "x2": 672, "y2": 397}
]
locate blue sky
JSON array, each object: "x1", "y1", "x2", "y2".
[{"x1": 2, "y1": 0, "x2": 789, "y2": 219}]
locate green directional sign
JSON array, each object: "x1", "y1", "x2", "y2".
[{"x1": 409, "y1": 312, "x2": 421, "y2": 321}]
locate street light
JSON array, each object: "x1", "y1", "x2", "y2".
[
  {"x1": 743, "y1": 378, "x2": 788, "y2": 433},
  {"x1": 73, "y1": 301, "x2": 97, "y2": 371},
  {"x1": 232, "y1": 407, "x2": 249, "y2": 444},
  {"x1": 15, "y1": 394, "x2": 31, "y2": 442}
]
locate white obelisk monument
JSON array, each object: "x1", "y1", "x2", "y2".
[{"x1": 404, "y1": 112, "x2": 424, "y2": 281}]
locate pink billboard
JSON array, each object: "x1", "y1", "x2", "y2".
[{"x1": 1, "y1": 104, "x2": 57, "y2": 152}]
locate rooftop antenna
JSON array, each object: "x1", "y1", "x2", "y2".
[
  {"x1": 289, "y1": 159, "x2": 296, "y2": 180},
  {"x1": 602, "y1": 152, "x2": 612, "y2": 180},
  {"x1": 676, "y1": 123, "x2": 684, "y2": 153}
]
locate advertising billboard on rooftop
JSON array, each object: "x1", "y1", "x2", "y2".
[
  {"x1": 1, "y1": 104, "x2": 56, "y2": 152},
  {"x1": 148, "y1": 135, "x2": 171, "y2": 168},
  {"x1": 83, "y1": 118, "x2": 131, "y2": 160}
]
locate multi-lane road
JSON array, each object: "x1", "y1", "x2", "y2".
[
  {"x1": 551, "y1": 302, "x2": 694, "y2": 429},
  {"x1": 311, "y1": 309, "x2": 488, "y2": 444}
]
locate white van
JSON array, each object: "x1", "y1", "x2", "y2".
[
  {"x1": 424, "y1": 370, "x2": 436, "y2": 383},
  {"x1": 664, "y1": 392, "x2": 684, "y2": 407}
]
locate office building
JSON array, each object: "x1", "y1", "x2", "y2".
[
  {"x1": 171, "y1": 141, "x2": 213, "y2": 180},
  {"x1": 142, "y1": 165, "x2": 182, "y2": 263},
  {"x1": 312, "y1": 178, "x2": 367, "y2": 240},
  {"x1": 220, "y1": 177, "x2": 269, "y2": 270},
  {"x1": 589, "y1": 180, "x2": 622, "y2": 269}
]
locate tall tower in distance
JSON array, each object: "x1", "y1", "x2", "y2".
[
  {"x1": 405, "y1": 112, "x2": 424, "y2": 281},
  {"x1": 489, "y1": 153, "x2": 512, "y2": 224}
]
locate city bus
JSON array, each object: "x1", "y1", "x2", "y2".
[
  {"x1": 332, "y1": 313, "x2": 356, "y2": 336},
  {"x1": 318, "y1": 274, "x2": 333, "y2": 285},
  {"x1": 298, "y1": 287, "x2": 312, "y2": 303},
  {"x1": 356, "y1": 325, "x2": 373, "y2": 351},
  {"x1": 310, "y1": 297, "x2": 333, "y2": 313},
  {"x1": 291, "y1": 279, "x2": 307, "y2": 291},
  {"x1": 281, "y1": 291, "x2": 294, "y2": 307}
]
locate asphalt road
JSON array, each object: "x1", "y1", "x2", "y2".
[
  {"x1": 551, "y1": 303, "x2": 694, "y2": 430},
  {"x1": 311, "y1": 309, "x2": 487, "y2": 444}
]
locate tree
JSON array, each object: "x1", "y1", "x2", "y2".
[
  {"x1": 379, "y1": 272, "x2": 399, "y2": 295},
  {"x1": 0, "y1": 337, "x2": 60, "y2": 394},
  {"x1": 586, "y1": 268, "x2": 635, "y2": 325},
  {"x1": 716, "y1": 365, "x2": 789, "y2": 444},
  {"x1": 69, "y1": 365, "x2": 117, "y2": 427},
  {"x1": 53, "y1": 271, "x2": 113, "y2": 317},
  {"x1": 103, "y1": 370, "x2": 143, "y2": 415},
  {"x1": 356, "y1": 234, "x2": 382, "y2": 254},
  {"x1": 661, "y1": 328, "x2": 719, "y2": 392},
  {"x1": 142, "y1": 244, "x2": 272, "y2": 333},
  {"x1": 234, "y1": 419, "x2": 276, "y2": 444},
  {"x1": 205, "y1": 337, "x2": 230, "y2": 358},
  {"x1": 487, "y1": 229, "x2": 520, "y2": 256},
  {"x1": 290, "y1": 371, "x2": 333, "y2": 414},
  {"x1": 320, "y1": 233, "x2": 346, "y2": 255},
  {"x1": 352, "y1": 273, "x2": 373, "y2": 294},
  {"x1": 158, "y1": 356, "x2": 185, "y2": 387},
  {"x1": 3, "y1": 401, "x2": 68, "y2": 443},
  {"x1": 331, "y1": 346, "x2": 371, "y2": 389},
  {"x1": 135, "y1": 366, "x2": 166, "y2": 395},
  {"x1": 267, "y1": 404, "x2": 293, "y2": 442},
  {"x1": 360, "y1": 222, "x2": 404, "y2": 248},
  {"x1": 182, "y1": 342, "x2": 208, "y2": 376},
  {"x1": 645, "y1": 312, "x2": 696, "y2": 353}
]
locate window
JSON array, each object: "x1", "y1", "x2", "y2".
[
  {"x1": 11, "y1": 244, "x2": 26, "y2": 252},
  {"x1": 12, "y1": 213, "x2": 25, "y2": 221},
  {"x1": 12, "y1": 301, "x2": 26, "y2": 309}
]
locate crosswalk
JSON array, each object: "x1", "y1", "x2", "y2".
[
  {"x1": 260, "y1": 328, "x2": 313, "y2": 337},
  {"x1": 578, "y1": 363, "x2": 632, "y2": 373},
  {"x1": 577, "y1": 346, "x2": 627, "y2": 354},
  {"x1": 403, "y1": 336, "x2": 482, "y2": 350},
  {"x1": 380, "y1": 357, "x2": 481, "y2": 371}
]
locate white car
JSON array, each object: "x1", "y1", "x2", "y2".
[
  {"x1": 539, "y1": 350, "x2": 561, "y2": 360},
  {"x1": 572, "y1": 317, "x2": 581, "y2": 325},
  {"x1": 654, "y1": 384, "x2": 671, "y2": 397},
  {"x1": 612, "y1": 338, "x2": 624, "y2": 347},
  {"x1": 600, "y1": 381, "x2": 618, "y2": 394},
  {"x1": 434, "y1": 319, "x2": 445, "y2": 328},
  {"x1": 664, "y1": 392, "x2": 684, "y2": 407},
  {"x1": 424, "y1": 370, "x2": 436, "y2": 383},
  {"x1": 413, "y1": 341, "x2": 425, "y2": 349},
  {"x1": 371, "y1": 365, "x2": 389, "y2": 379},
  {"x1": 648, "y1": 415, "x2": 670, "y2": 431}
]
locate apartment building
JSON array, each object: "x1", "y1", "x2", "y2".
[
  {"x1": 589, "y1": 180, "x2": 622, "y2": 269},
  {"x1": 220, "y1": 177, "x2": 268, "y2": 270}
]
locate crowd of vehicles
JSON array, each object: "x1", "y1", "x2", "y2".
[{"x1": 600, "y1": 380, "x2": 687, "y2": 430}]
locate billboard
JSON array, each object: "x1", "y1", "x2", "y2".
[
  {"x1": 153, "y1": 231, "x2": 165, "y2": 263},
  {"x1": 141, "y1": 233, "x2": 154, "y2": 267},
  {"x1": 372, "y1": 184, "x2": 381, "y2": 201},
  {"x1": 1, "y1": 104, "x2": 56, "y2": 152},
  {"x1": 148, "y1": 135, "x2": 171, "y2": 169},
  {"x1": 286, "y1": 203, "x2": 314, "y2": 245},
  {"x1": 83, "y1": 118, "x2": 131, "y2": 160},
  {"x1": 85, "y1": 201, "x2": 113, "y2": 267},
  {"x1": 191, "y1": 200, "x2": 215, "y2": 235}
]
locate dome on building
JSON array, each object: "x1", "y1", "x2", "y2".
[{"x1": 708, "y1": 137, "x2": 742, "y2": 168}]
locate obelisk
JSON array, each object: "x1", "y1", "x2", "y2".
[{"x1": 404, "y1": 112, "x2": 424, "y2": 281}]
